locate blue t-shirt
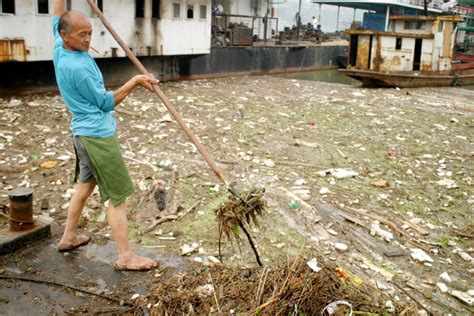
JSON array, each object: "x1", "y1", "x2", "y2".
[{"x1": 52, "y1": 16, "x2": 116, "y2": 138}]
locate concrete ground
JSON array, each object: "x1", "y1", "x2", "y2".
[{"x1": 0, "y1": 224, "x2": 187, "y2": 315}]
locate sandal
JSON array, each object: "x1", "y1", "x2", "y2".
[
  {"x1": 58, "y1": 235, "x2": 91, "y2": 252},
  {"x1": 113, "y1": 260, "x2": 159, "y2": 271}
]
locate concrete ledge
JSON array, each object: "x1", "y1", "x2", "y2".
[{"x1": 0, "y1": 220, "x2": 51, "y2": 255}]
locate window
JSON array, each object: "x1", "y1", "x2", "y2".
[
  {"x1": 67, "y1": 0, "x2": 71, "y2": 10},
  {"x1": 91, "y1": 0, "x2": 103, "y2": 17},
  {"x1": 199, "y1": 5, "x2": 206, "y2": 19},
  {"x1": 37, "y1": 0, "x2": 48, "y2": 14},
  {"x1": 152, "y1": 0, "x2": 160, "y2": 19},
  {"x1": 404, "y1": 20, "x2": 424, "y2": 30},
  {"x1": 438, "y1": 21, "x2": 444, "y2": 32},
  {"x1": 395, "y1": 37, "x2": 402, "y2": 50},
  {"x1": 136, "y1": 0, "x2": 145, "y2": 18},
  {"x1": 1, "y1": 0, "x2": 15, "y2": 14},
  {"x1": 187, "y1": 4, "x2": 193, "y2": 19},
  {"x1": 173, "y1": 3, "x2": 181, "y2": 18},
  {"x1": 390, "y1": 21, "x2": 395, "y2": 32}
]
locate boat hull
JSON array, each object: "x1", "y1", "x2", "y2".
[
  {"x1": 339, "y1": 69, "x2": 474, "y2": 88},
  {"x1": 452, "y1": 61, "x2": 474, "y2": 70},
  {"x1": 454, "y1": 54, "x2": 474, "y2": 63}
]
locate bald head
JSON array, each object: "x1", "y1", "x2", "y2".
[
  {"x1": 59, "y1": 11, "x2": 90, "y2": 35},
  {"x1": 58, "y1": 11, "x2": 92, "y2": 52}
]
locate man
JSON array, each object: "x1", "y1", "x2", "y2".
[
  {"x1": 53, "y1": 0, "x2": 158, "y2": 271},
  {"x1": 312, "y1": 16, "x2": 319, "y2": 30}
]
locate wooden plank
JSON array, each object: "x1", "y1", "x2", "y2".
[
  {"x1": 401, "y1": 219, "x2": 430, "y2": 236},
  {"x1": 443, "y1": 21, "x2": 453, "y2": 58},
  {"x1": 346, "y1": 29, "x2": 434, "y2": 39},
  {"x1": 356, "y1": 35, "x2": 371, "y2": 70}
]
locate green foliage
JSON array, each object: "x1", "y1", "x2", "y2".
[{"x1": 439, "y1": 235, "x2": 453, "y2": 248}]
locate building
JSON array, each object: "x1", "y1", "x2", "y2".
[{"x1": 313, "y1": 0, "x2": 445, "y2": 32}]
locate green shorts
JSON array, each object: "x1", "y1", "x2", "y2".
[
  {"x1": 73, "y1": 136, "x2": 96, "y2": 184},
  {"x1": 77, "y1": 135, "x2": 135, "y2": 207}
]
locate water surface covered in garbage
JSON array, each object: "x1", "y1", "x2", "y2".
[
  {"x1": 0, "y1": 76, "x2": 473, "y2": 313},
  {"x1": 278, "y1": 69, "x2": 474, "y2": 90},
  {"x1": 277, "y1": 69, "x2": 361, "y2": 86}
]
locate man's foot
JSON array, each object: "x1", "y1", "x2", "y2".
[
  {"x1": 113, "y1": 255, "x2": 158, "y2": 271},
  {"x1": 58, "y1": 234, "x2": 91, "y2": 252}
]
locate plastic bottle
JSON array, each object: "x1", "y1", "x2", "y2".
[{"x1": 288, "y1": 198, "x2": 298, "y2": 209}]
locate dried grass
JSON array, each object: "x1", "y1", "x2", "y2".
[
  {"x1": 214, "y1": 187, "x2": 267, "y2": 265},
  {"x1": 134, "y1": 253, "x2": 416, "y2": 315},
  {"x1": 215, "y1": 188, "x2": 266, "y2": 243}
]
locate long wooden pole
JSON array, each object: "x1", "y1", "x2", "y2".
[{"x1": 86, "y1": 0, "x2": 231, "y2": 190}]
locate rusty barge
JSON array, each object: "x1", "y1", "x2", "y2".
[
  {"x1": 341, "y1": 15, "x2": 474, "y2": 87},
  {"x1": 340, "y1": 68, "x2": 474, "y2": 87},
  {"x1": 314, "y1": 0, "x2": 474, "y2": 87}
]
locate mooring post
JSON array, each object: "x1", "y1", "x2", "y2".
[{"x1": 7, "y1": 188, "x2": 35, "y2": 232}]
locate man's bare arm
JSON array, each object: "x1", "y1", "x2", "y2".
[
  {"x1": 114, "y1": 74, "x2": 158, "y2": 106},
  {"x1": 54, "y1": 0, "x2": 67, "y2": 16}
]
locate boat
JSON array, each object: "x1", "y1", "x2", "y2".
[
  {"x1": 339, "y1": 14, "x2": 474, "y2": 87},
  {"x1": 337, "y1": 54, "x2": 348, "y2": 67},
  {"x1": 314, "y1": 0, "x2": 474, "y2": 87},
  {"x1": 449, "y1": 1, "x2": 474, "y2": 64},
  {"x1": 340, "y1": 68, "x2": 474, "y2": 87},
  {"x1": 0, "y1": 0, "x2": 349, "y2": 94},
  {"x1": 455, "y1": 53, "x2": 474, "y2": 62},
  {"x1": 454, "y1": 26, "x2": 474, "y2": 65}
]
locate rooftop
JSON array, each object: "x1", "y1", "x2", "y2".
[
  {"x1": 389, "y1": 14, "x2": 464, "y2": 21},
  {"x1": 313, "y1": 0, "x2": 443, "y2": 13}
]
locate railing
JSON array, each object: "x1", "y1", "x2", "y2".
[
  {"x1": 337, "y1": 21, "x2": 353, "y2": 31},
  {"x1": 399, "y1": 0, "x2": 444, "y2": 8},
  {"x1": 451, "y1": 6, "x2": 474, "y2": 15},
  {"x1": 212, "y1": 14, "x2": 278, "y2": 46}
]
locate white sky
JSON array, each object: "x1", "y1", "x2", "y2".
[{"x1": 272, "y1": 0, "x2": 365, "y2": 32}]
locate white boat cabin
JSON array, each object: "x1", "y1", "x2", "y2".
[{"x1": 0, "y1": 0, "x2": 213, "y2": 61}]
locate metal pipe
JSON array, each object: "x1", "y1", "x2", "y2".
[
  {"x1": 264, "y1": 0, "x2": 268, "y2": 43},
  {"x1": 385, "y1": 5, "x2": 390, "y2": 31},
  {"x1": 318, "y1": 4, "x2": 322, "y2": 25},
  {"x1": 296, "y1": 0, "x2": 302, "y2": 40},
  {"x1": 252, "y1": 17, "x2": 255, "y2": 46}
]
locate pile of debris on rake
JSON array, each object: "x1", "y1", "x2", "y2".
[{"x1": 134, "y1": 253, "x2": 416, "y2": 315}]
